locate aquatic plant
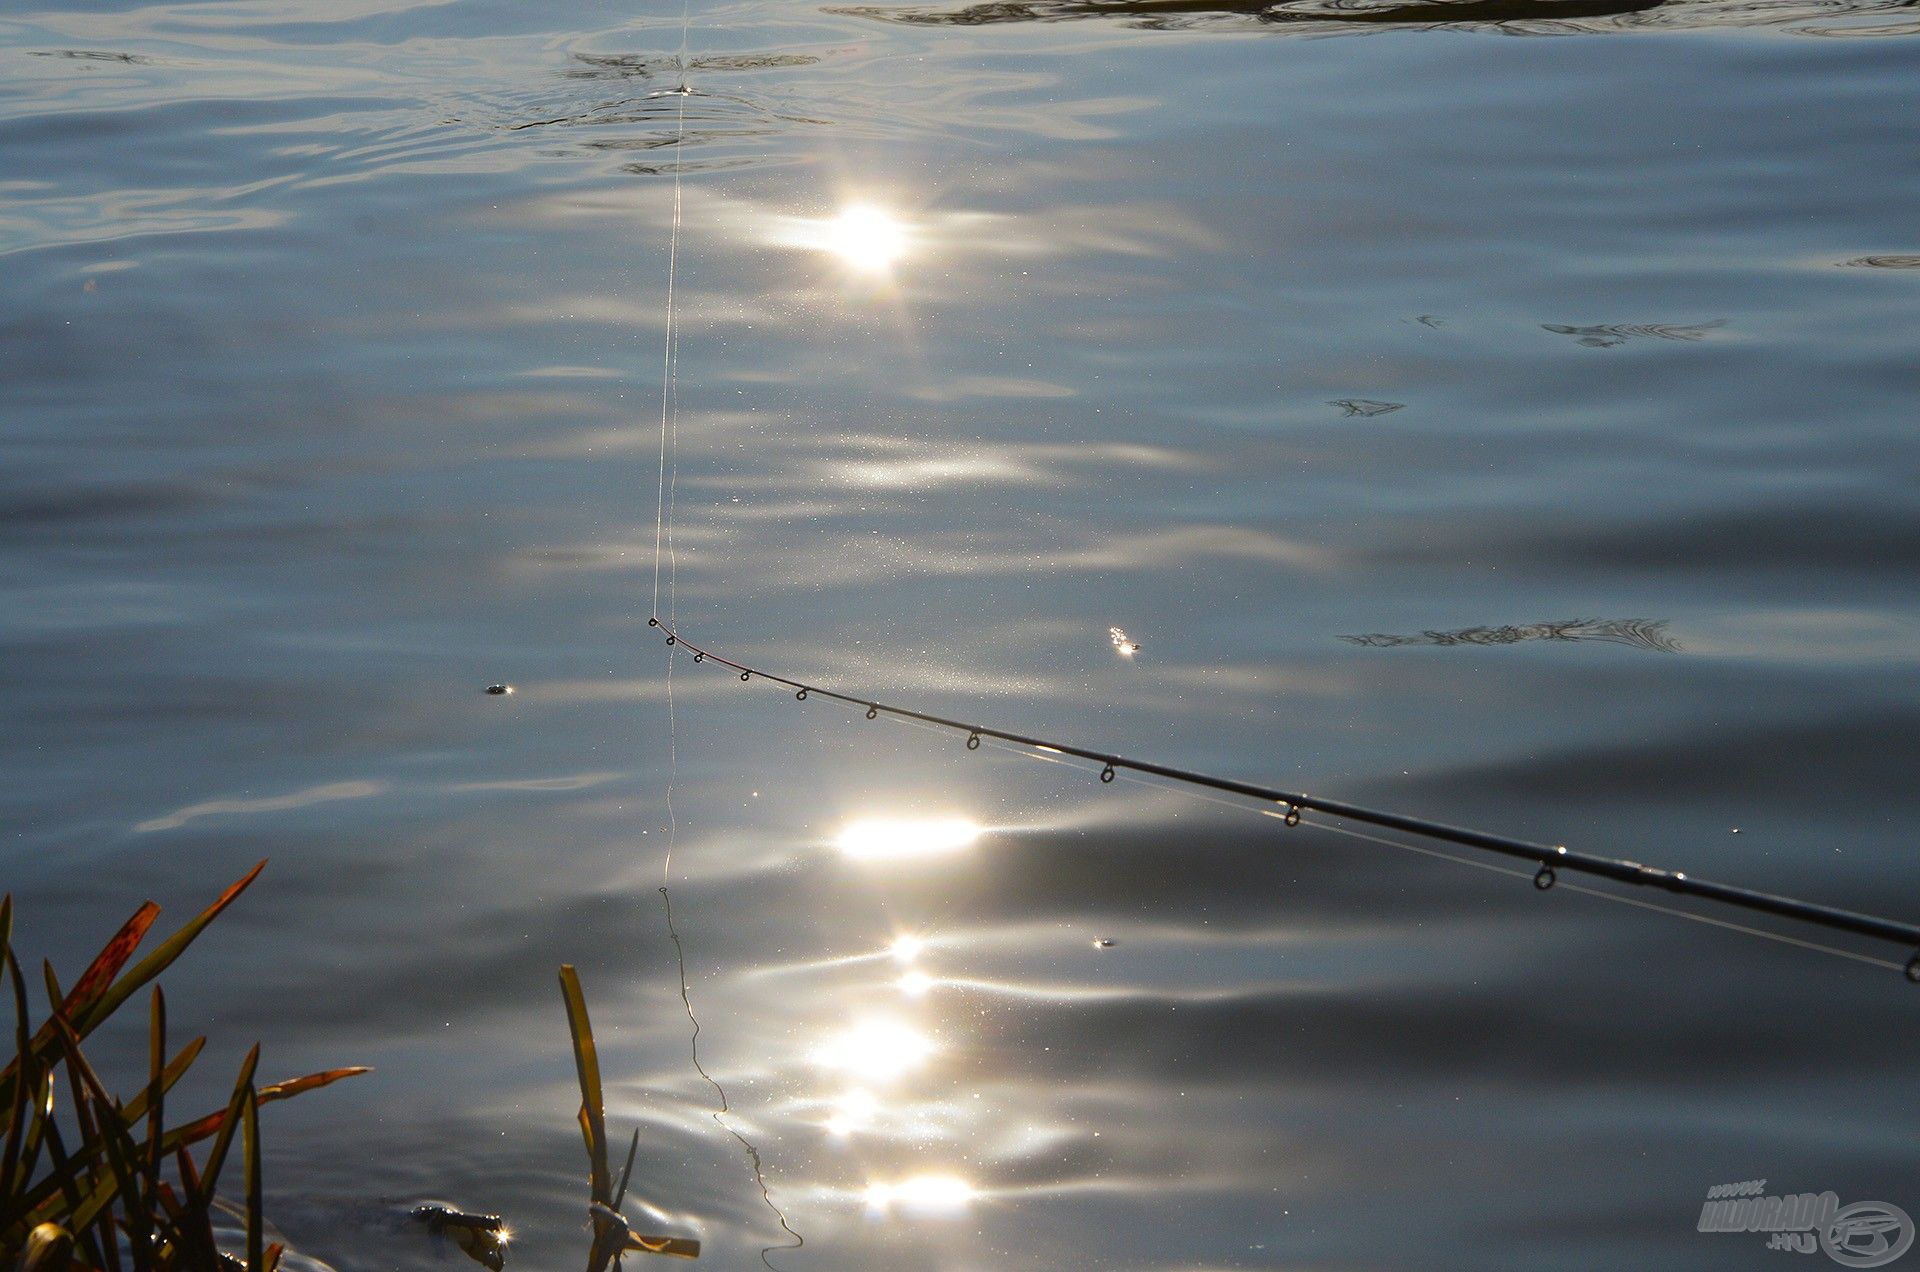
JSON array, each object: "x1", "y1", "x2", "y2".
[
  {"x1": 0, "y1": 867, "x2": 699, "y2": 1271},
  {"x1": 0, "y1": 863, "x2": 367, "y2": 1271},
  {"x1": 558, "y1": 966, "x2": 699, "y2": 1266}
]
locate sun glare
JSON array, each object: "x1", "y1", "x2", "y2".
[
  {"x1": 835, "y1": 817, "x2": 980, "y2": 862},
  {"x1": 813, "y1": 1019, "x2": 935, "y2": 1082},
  {"x1": 866, "y1": 1174, "x2": 977, "y2": 1216},
  {"x1": 827, "y1": 1088, "x2": 880, "y2": 1138},
  {"x1": 820, "y1": 204, "x2": 909, "y2": 272}
]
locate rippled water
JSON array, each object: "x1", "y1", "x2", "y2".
[{"x1": 6, "y1": 0, "x2": 1920, "y2": 1267}]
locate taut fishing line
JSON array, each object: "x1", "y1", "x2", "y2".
[{"x1": 647, "y1": 7, "x2": 804, "y2": 1268}]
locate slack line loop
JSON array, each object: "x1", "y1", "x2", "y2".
[{"x1": 646, "y1": 620, "x2": 1920, "y2": 977}]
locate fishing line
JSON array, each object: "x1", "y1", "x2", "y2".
[
  {"x1": 648, "y1": 46, "x2": 684, "y2": 624},
  {"x1": 658, "y1": 885, "x2": 806, "y2": 1269},
  {"x1": 644, "y1": 7, "x2": 803, "y2": 1266},
  {"x1": 1304, "y1": 819, "x2": 1906, "y2": 974}
]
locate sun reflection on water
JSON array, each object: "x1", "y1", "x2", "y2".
[
  {"x1": 820, "y1": 204, "x2": 909, "y2": 272},
  {"x1": 835, "y1": 816, "x2": 981, "y2": 862},
  {"x1": 865, "y1": 1175, "x2": 977, "y2": 1217},
  {"x1": 806, "y1": 824, "x2": 989, "y2": 1226},
  {"x1": 768, "y1": 202, "x2": 915, "y2": 277},
  {"x1": 812, "y1": 1018, "x2": 936, "y2": 1082},
  {"x1": 826, "y1": 1088, "x2": 880, "y2": 1138}
]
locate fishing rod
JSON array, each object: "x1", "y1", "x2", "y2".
[{"x1": 646, "y1": 616, "x2": 1920, "y2": 981}]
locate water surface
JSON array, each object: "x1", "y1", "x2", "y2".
[{"x1": 5, "y1": 0, "x2": 1920, "y2": 1267}]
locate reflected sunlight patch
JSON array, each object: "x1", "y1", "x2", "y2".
[
  {"x1": 820, "y1": 204, "x2": 909, "y2": 272},
  {"x1": 769, "y1": 203, "x2": 913, "y2": 274},
  {"x1": 136, "y1": 779, "x2": 388, "y2": 833},
  {"x1": 835, "y1": 816, "x2": 981, "y2": 862},
  {"x1": 812, "y1": 1019, "x2": 936, "y2": 1082},
  {"x1": 826, "y1": 1088, "x2": 880, "y2": 1138},
  {"x1": 865, "y1": 1174, "x2": 976, "y2": 1217}
]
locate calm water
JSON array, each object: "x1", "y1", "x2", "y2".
[{"x1": 5, "y1": 0, "x2": 1920, "y2": 1267}]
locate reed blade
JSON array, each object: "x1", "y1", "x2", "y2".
[{"x1": 558, "y1": 966, "x2": 610, "y2": 1205}]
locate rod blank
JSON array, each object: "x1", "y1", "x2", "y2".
[{"x1": 648, "y1": 619, "x2": 1920, "y2": 978}]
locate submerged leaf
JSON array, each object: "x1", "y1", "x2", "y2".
[{"x1": 414, "y1": 1206, "x2": 509, "y2": 1272}]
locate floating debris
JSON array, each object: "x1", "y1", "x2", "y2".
[
  {"x1": 1542, "y1": 320, "x2": 1725, "y2": 348},
  {"x1": 1339, "y1": 618, "x2": 1680, "y2": 654},
  {"x1": 566, "y1": 51, "x2": 819, "y2": 80},
  {"x1": 1328, "y1": 398, "x2": 1404, "y2": 417},
  {"x1": 1108, "y1": 626, "x2": 1141, "y2": 657},
  {"x1": 485, "y1": 683, "x2": 514, "y2": 695},
  {"x1": 412, "y1": 1207, "x2": 510, "y2": 1271},
  {"x1": 1841, "y1": 255, "x2": 1920, "y2": 270},
  {"x1": 27, "y1": 48, "x2": 153, "y2": 63},
  {"x1": 1093, "y1": 937, "x2": 1117, "y2": 949},
  {"x1": 831, "y1": 0, "x2": 1673, "y2": 31}
]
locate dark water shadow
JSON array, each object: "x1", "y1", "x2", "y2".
[
  {"x1": 1339, "y1": 618, "x2": 1681, "y2": 652},
  {"x1": 831, "y1": 0, "x2": 1918, "y2": 32}
]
